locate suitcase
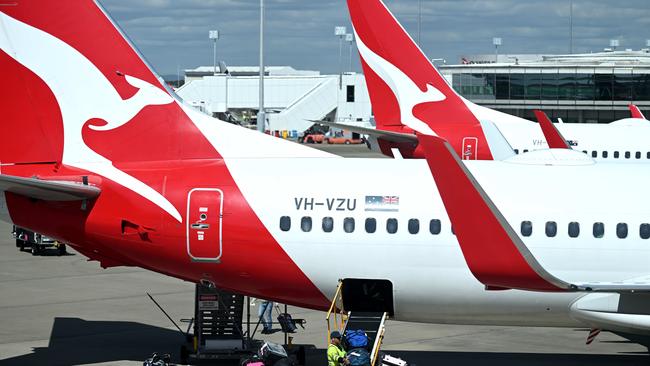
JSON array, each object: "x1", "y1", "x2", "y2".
[
  {"x1": 275, "y1": 306, "x2": 297, "y2": 333},
  {"x1": 259, "y1": 341, "x2": 288, "y2": 364},
  {"x1": 380, "y1": 353, "x2": 408, "y2": 366}
]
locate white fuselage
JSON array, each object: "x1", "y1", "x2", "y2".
[
  {"x1": 468, "y1": 102, "x2": 650, "y2": 161},
  {"x1": 224, "y1": 152, "x2": 650, "y2": 327}
]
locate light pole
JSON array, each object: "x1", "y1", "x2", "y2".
[
  {"x1": 345, "y1": 33, "x2": 354, "y2": 72},
  {"x1": 493, "y1": 37, "x2": 502, "y2": 63},
  {"x1": 417, "y1": 0, "x2": 422, "y2": 46},
  {"x1": 209, "y1": 30, "x2": 219, "y2": 75},
  {"x1": 335, "y1": 26, "x2": 347, "y2": 88},
  {"x1": 257, "y1": 0, "x2": 265, "y2": 133}
]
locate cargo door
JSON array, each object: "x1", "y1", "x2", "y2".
[
  {"x1": 186, "y1": 188, "x2": 223, "y2": 262},
  {"x1": 461, "y1": 137, "x2": 478, "y2": 160}
]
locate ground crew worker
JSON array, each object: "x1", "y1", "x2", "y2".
[{"x1": 328, "y1": 331, "x2": 349, "y2": 366}]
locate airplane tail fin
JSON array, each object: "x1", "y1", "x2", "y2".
[
  {"x1": 0, "y1": 1, "x2": 205, "y2": 166},
  {"x1": 347, "y1": 0, "x2": 493, "y2": 159}
]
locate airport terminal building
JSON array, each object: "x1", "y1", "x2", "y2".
[
  {"x1": 177, "y1": 50, "x2": 650, "y2": 132},
  {"x1": 439, "y1": 50, "x2": 650, "y2": 123}
]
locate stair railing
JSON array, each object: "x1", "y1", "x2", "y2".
[{"x1": 325, "y1": 280, "x2": 348, "y2": 345}]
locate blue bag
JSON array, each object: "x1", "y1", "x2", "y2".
[{"x1": 345, "y1": 329, "x2": 369, "y2": 348}]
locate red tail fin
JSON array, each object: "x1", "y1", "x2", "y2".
[
  {"x1": 533, "y1": 110, "x2": 570, "y2": 149},
  {"x1": 629, "y1": 104, "x2": 646, "y2": 119},
  {"x1": 0, "y1": 1, "x2": 216, "y2": 165},
  {"x1": 347, "y1": 0, "x2": 493, "y2": 159}
]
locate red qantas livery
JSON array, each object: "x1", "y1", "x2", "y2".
[{"x1": 2, "y1": 0, "x2": 650, "y2": 351}]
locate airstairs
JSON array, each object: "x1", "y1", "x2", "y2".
[{"x1": 326, "y1": 280, "x2": 390, "y2": 366}]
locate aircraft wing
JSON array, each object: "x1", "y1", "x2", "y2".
[
  {"x1": 417, "y1": 134, "x2": 650, "y2": 293},
  {"x1": 0, "y1": 174, "x2": 100, "y2": 201},
  {"x1": 307, "y1": 120, "x2": 418, "y2": 144}
]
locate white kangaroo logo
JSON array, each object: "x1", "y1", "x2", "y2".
[
  {"x1": 353, "y1": 28, "x2": 445, "y2": 136},
  {"x1": 0, "y1": 12, "x2": 182, "y2": 222}
]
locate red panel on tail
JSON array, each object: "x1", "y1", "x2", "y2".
[
  {"x1": 534, "y1": 110, "x2": 570, "y2": 149},
  {"x1": 629, "y1": 104, "x2": 646, "y2": 119},
  {"x1": 348, "y1": 0, "x2": 493, "y2": 159}
]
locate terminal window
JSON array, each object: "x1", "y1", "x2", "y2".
[{"x1": 346, "y1": 85, "x2": 355, "y2": 102}]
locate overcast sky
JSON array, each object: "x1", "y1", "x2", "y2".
[{"x1": 102, "y1": 0, "x2": 650, "y2": 77}]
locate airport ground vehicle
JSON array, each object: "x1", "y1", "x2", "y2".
[
  {"x1": 13, "y1": 226, "x2": 66, "y2": 256},
  {"x1": 325, "y1": 132, "x2": 365, "y2": 145},
  {"x1": 301, "y1": 133, "x2": 325, "y2": 144},
  {"x1": 0, "y1": 0, "x2": 649, "y2": 352}
]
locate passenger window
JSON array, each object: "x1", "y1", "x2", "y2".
[
  {"x1": 602, "y1": 151, "x2": 608, "y2": 158},
  {"x1": 616, "y1": 223, "x2": 628, "y2": 239},
  {"x1": 545, "y1": 221, "x2": 557, "y2": 237},
  {"x1": 300, "y1": 216, "x2": 312, "y2": 232},
  {"x1": 568, "y1": 222, "x2": 580, "y2": 238},
  {"x1": 640, "y1": 223, "x2": 650, "y2": 239},
  {"x1": 322, "y1": 217, "x2": 333, "y2": 233},
  {"x1": 520, "y1": 221, "x2": 532, "y2": 237},
  {"x1": 523, "y1": 149, "x2": 529, "y2": 153},
  {"x1": 365, "y1": 218, "x2": 376, "y2": 233},
  {"x1": 625, "y1": 151, "x2": 630, "y2": 159},
  {"x1": 647, "y1": 152, "x2": 650, "y2": 159},
  {"x1": 592, "y1": 222, "x2": 604, "y2": 238},
  {"x1": 429, "y1": 219, "x2": 441, "y2": 235},
  {"x1": 280, "y1": 216, "x2": 291, "y2": 232},
  {"x1": 591, "y1": 151, "x2": 597, "y2": 158},
  {"x1": 343, "y1": 217, "x2": 355, "y2": 233},
  {"x1": 514, "y1": 149, "x2": 519, "y2": 154},
  {"x1": 408, "y1": 219, "x2": 419, "y2": 234},
  {"x1": 582, "y1": 150, "x2": 587, "y2": 154},
  {"x1": 636, "y1": 151, "x2": 641, "y2": 159},
  {"x1": 614, "y1": 151, "x2": 619, "y2": 158},
  {"x1": 386, "y1": 218, "x2": 398, "y2": 234}
]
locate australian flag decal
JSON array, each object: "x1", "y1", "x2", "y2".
[{"x1": 365, "y1": 195, "x2": 400, "y2": 212}]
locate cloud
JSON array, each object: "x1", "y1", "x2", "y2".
[{"x1": 101, "y1": 0, "x2": 650, "y2": 76}]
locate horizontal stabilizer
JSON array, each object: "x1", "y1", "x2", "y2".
[
  {"x1": 308, "y1": 120, "x2": 417, "y2": 144},
  {"x1": 0, "y1": 174, "x2": 100, "y2": 201}
]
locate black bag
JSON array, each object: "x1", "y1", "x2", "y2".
[
  {"x1": 275, "y1": 305, "x2": 297, "y2": 333},
  {"x1": 277, "y1": 313, "x2": 297, "y2": 333}
]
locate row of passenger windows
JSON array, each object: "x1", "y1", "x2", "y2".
[
  {"x1": 520, "y1": 221, "x2": 650, "y2": 239},
  {"x1": 280, "y1": 216, "x2": 650, "y2": 240},
  {"x1": 279, "y1": 216, "x2": 447, "y2": 235},
  {"x1": 513, "y1": 149, "x2": 650, "y2": 160}
]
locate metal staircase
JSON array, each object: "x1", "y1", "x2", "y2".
[
  {"x1": 327, "y1": 280, "x2": 389, "y2": 366},
  {"x1": 194, "y1": 284, "x2": 246, "y2": 354}
]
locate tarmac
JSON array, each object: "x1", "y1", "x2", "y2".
[{"x1": 0, "y1": 144, "x2": 648, "y2": 365}]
